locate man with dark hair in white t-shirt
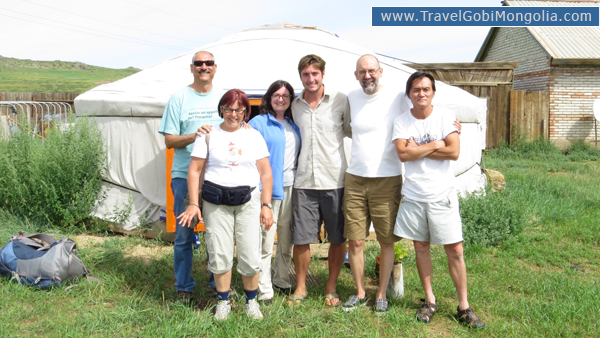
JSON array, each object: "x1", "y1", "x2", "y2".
[{"x1": 392, "y1": 71, "x2": 484, "y2": 329}]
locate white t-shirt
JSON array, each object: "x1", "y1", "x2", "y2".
[
  {"x1": 190, "y1": 125, "x2": 270, "y2": 188},
  {"x1": 392, "y1": 106, "x2": 458, "y2": 202},
  {"x1": 347, "y1": 86, "x2": 405, "y2": 177},
  {"x1": 282, "y1": 119, "x2": 300, "y2": 187}
]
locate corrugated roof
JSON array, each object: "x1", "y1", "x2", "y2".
[
  {"x1": 506, "y1": 0, "x2": 598, "y2": 6},
  {"x1": 503, "y1": 0, "x2": 600, "y2": 59}
]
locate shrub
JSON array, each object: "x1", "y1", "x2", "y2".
[
  {"x1": 460, "y1": 189, "x2": 528, "y2": 248},
  {"x1": 0, "y1": 115, "x2": 107, "y2": 228},
  {"x1": 564, "y1": 140, "x2": 600, "y2": 162},
  {"x1": 394, "y1": 242, "x2": 408, "y2": 262},
  {"x1": 487, "y1": 129, "x2": 600, "y2": 163},
  {"x1": 487, "y1": 133, "x2": 563, "y2": 162}
]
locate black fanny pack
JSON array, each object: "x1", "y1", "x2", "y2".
[{"x1": 202, "y1": 180, "x2": 256, "y2": 206}]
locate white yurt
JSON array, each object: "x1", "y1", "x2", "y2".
[{"x1": 74, "y1": 23, "x2": 487, "y2": 231}]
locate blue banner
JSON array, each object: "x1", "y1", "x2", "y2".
[{"x1": 372, "y1": 7, "x2": 600, "y2": 26}]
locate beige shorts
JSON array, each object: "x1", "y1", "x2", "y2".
[
  {"x1": 343, "y1": 173, "x2": 402, "y2": 244},
  {"x1": 393, "y1": 190, "x2": 463, "y2": 245}
]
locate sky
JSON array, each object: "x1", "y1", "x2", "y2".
[{"x1": 0, "y1": 0, "x2": 504, "y2": 70}]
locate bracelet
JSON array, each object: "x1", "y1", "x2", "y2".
[{"x1": 188, "y1": 204, "x2": 199, "y2": 208}]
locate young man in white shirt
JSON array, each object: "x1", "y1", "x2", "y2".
[{"x1": 289, "y1": 54, "x2": 351, "y2": 307}]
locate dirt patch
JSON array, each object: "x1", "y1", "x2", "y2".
[
  {"x1": 72, "y1": 234, "x2": 172, "y2": 264},
  {"x1": 124, "y1": 244, "x2": 172, "y2": 264},
  {"x1": 72, "y1": 234, "x2": 107, "y2": 249}
]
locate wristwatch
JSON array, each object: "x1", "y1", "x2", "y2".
[{"x1": 262, "y1": 203, "x2": 272, "y2": 209}]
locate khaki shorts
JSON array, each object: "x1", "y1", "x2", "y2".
[
  {"x1": 393, "y1": 190, "x2": 463, "y2": 245},
  {"x1": 343, "y1": 173, "x2": 402, "y2": 244}
]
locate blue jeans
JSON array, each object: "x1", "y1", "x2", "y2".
[{"x1": 171, "y1": 178, "x2": 215, "y2": 291}]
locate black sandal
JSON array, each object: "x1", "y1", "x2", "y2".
[
  {"x1": 455, "y1": 306, "x2": 485, "y2": 329},
  {"x1": 416, "y1": 300, "x2": 437, "y2": 323}
]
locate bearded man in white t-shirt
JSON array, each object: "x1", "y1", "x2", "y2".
[
  {"x1": 392, "y1": 71, "x2": 485, "y2": 329},
  {"x1": 342, "y1": 54, "x2": 405, "y2": 314}
]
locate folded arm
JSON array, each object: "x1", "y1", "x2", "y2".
[
  {"x1": 427, "y1": 131, "x2": 460, "y2": 161},
  {"x1": 394, "y1": 137, "x2": 446, "y2": 162}
]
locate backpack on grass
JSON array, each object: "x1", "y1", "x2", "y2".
[{"x1": 0, "y1": 233, "x2": 90, "y2": 289}]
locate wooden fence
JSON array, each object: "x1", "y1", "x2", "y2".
[
  {"x1": 406, "y1": 62, "x2": 518, "y2": 148},
  {"x1": 0, "y1": 92, "x2": 79, "y2": 106},
  {"x1": 510, "y1": 90, "x2": 550, "y2": 142}
]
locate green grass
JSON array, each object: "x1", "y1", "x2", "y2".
[
  {"x1": 0, "y1": 56, "x2": 140, "y2": 93},
  {"x1": 1, "y1": 142, "x2": 599, "y2": 337}
]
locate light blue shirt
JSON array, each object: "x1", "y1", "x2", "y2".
[
  {"x1": 158, "y1": 86, "x2": 223, "y2": 179},
  {"x1": 249, "y1": 113, "x2": 301, "y2": 200}
]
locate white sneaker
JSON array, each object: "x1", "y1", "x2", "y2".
[
  {"x1": 214, "y1": 300, "x2": 231, "y2": 321},
  {"x1": 244, "y1": 299, "x2": 263, "y2": 320}
]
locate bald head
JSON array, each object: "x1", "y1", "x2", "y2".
[
  {"x1": 356, "y1": 54, "x2": 380, "y2": 70},
  {"x1": 355, "y1": 54, "x2": 382, "y2": 95},
  {"x1": 192, "y1": 51, "x2": 214, "y2": 63}
]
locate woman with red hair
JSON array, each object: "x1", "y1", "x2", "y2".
[{"x1": 178, "y1": 89, "x2": 273, "y2": 321}]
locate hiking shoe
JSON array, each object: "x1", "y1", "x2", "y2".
[
  {"x1": 373, "y1": 298, "x2": 390, "y2": 315},
  {"x1": 455, "y1": 306, "x2": 485, "y2": 329},
  {"x1": 214, "y1": 300, "x2": 231, "y2": 321},
  {"x1": 342, "y1": 295, "x2": 368, "y2": 312},
  {"x1": 260, "y1": 298, "x2": 273, "y2": 306},
  {"x1": 244, "y1": 299, "x2": 263, "y2": 320},
  {"x1": 177, "y1": 291, "x2": 193, "y2": 305}
]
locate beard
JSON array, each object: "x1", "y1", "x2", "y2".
[{"x1": 361, "y1": 79, "x2": 377, "y2": 94}]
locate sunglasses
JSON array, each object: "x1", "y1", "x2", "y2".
[{"x1": 193, "y1": 60, "x2": 215, "y2": 67}]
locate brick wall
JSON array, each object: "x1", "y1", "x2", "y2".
[
  {"x1": 482, "y1": 27, "x2": 600, "y2": 143},
  {"x1": 548, "y1": 65, "x2": 600, "y2": 142},
  {"x1": 484, "y1": 27, "x2": 550, "y2": 92}
]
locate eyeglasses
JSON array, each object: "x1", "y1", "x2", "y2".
[
  {"x1": 221, "y1": 106, "x2": 246, "y2": 114},
  {"x1": 193, "y1": 60, "x2": 215, "y2": 67},
  {"x1": 272, "y1": 94, "x2": 292, "y2": 100},
  {"x1": 357, "y1": 68, "x2": 380, "y2": 76}
]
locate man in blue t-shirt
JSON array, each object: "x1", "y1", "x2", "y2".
[{"x1": 158, "y1": 51, "x2": 223, "y2": 304}]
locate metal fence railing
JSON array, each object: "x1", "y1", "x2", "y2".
[{"x1": 1, "y1": 101, "x2": 72, "y2": 140}]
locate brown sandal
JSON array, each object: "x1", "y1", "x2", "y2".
[
  {"x1": 416, "y1": 301, "x2": 437, "y2": 323},
  {"x1": 455, "y1": 306, "x2": 485, "y2": 329}
]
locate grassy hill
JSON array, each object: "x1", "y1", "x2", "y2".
[{"x1": 0, "y1": 55, "x2": 141, "y2": 93}]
